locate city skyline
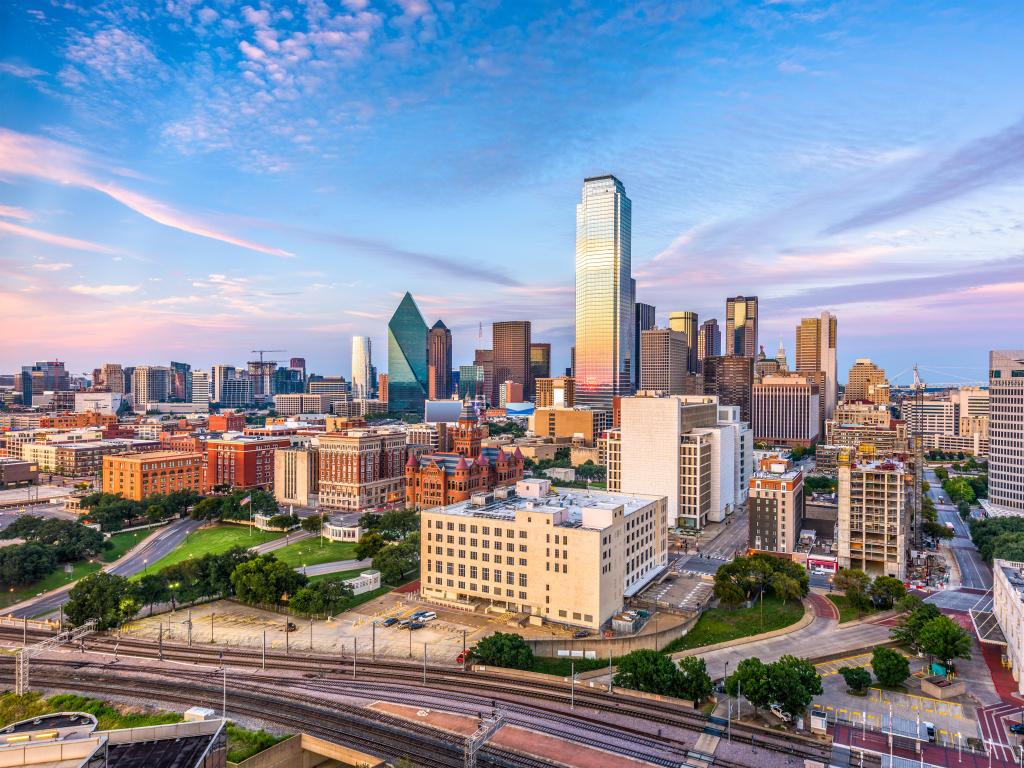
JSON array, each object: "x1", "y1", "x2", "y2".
[{"x1": 2, "y1": 1, "x2": 1023, "y2": 381}]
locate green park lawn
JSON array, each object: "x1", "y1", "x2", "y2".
[
  {"x1": 827, "y1": 594, "x2": 878, "y2": 623},
  {"x1": 661, "y1": 594, "x2": 805, "y2": 654},
  {"x1": 134, "y1": 524, "x2": 284, "y2": 577},
  {"x1": 0, "y1": 529, "x2": 143, "y2": 610},
  {"x1": 272, "y1": 537, "x2": 358, "y2": 569}
]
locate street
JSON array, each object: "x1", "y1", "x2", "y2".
[{"x1": 926, "y1": 467, "x2": 992, "y2": 591}]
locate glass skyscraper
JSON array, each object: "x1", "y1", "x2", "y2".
[
  {"x1": 387, "y1": 292, "x2": 428, "y2": 412},
  {"x1": 351, "y1": 336, "x2": 373, "y2": 399},
  {"x1": 575, "y1": 175, "x2": 633, "y2": 410}
]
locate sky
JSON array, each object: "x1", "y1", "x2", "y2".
[{"x1": 1, "y1": 0, "x2": 1023, "y2": 387}]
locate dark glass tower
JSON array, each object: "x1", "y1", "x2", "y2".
[
  {"x1": 634, "y1": 302, "x2": 655, "y2": 387},
  {"x1": 387, "y1": 292, "x2": 429, "y2": 413}
]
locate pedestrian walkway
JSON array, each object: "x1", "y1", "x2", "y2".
[
  {"x1": 869, "y1": 689, "x2": 965, "y2": 720},
  {"x1": 976, "y1": 702, "x2": 1021, "y2": 764}
]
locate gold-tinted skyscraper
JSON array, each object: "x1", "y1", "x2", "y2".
[
  {"x1": 575, "y1": 175, "x2": 633, "y2": 409},
  {"x1": 795, "y1": 311, "x2": 838, "y2": 419},
  {"x1": 846, "y1": 358, "x2": 889, "y2": 404},
  {"x1": 668, "y1": 311, "x2": 699, "y2": 373},
  {"x1": 427, "y1": 320, "x2": 452, "y2": 400},
  {"x1": 725, "y1": 296, "x2": 758, "y2": 358}
]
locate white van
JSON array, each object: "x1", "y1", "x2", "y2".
[{"x1": 419, "y1": 611, "x2": 437, "y2": 622}]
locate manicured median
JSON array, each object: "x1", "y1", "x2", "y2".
[
  {"x1": 134, "y1": 524, "x2": 285, "y2": 577},
  {"x1": 827, "y1": 594, "x2": 877, "y2": 623},
  {"x1": 271, "y1": 537, "x2": 358, "y2": 569},
  {"x1": 661, "y1": 594, "x2": 805, "y2": 654}
]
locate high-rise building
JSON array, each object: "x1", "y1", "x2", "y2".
[
  {"x1": 458, "y1": 364, "x2": 485, "y2": 401},
  {"x1": 427, "y1": 320, "x2": 453, "y2": 400},
  {"x1": 247, "y1": 361, "x2": 277, "y2": 400},
  {"x1": 220, "y1": 377, "x2": 253, "y2": 408},
  {"x1": 639, "y1": 328, "x2": 690, "y2": 394},
  {"x1": 274, "y1": 447, "x2": 319, "y2": 507},
  {"x1": 530, "y1": 343, "x2": 551, "y2": 384},
  {"x1": 211, "y1": 365, "x2": 236, "y2": 404},
  {"x1": 900, "y1": 397, "x2": 958, "y2": 436},
  {"x1": 20, "y1": 361, "x2": 69, "y2": 405},
  {"x1": 989, "y1": 350, "x2": 1024, "y2": 515},
  {"x1": 725, "y1": 296, "x2": 758, "y2": 358},
  {"x1": 702, "y1": 355, "x2": 754, "y2": 423},
  {"x1": 191, "y1": 370, "x2": 210, "y2": 408},
  {"x1": 132, "y1": 366, "x2": 172, "y2": 405},
  {"x1": 169, "y1": 361, "x2": 192, "y2": 402},
  {"x1": 387, "y1": 292, "x2": 429, "y2": 412},
  {"x1": 473, "y1": 349, "x2": 495, "y2": 404},
  {"x1": 838, "y1": 453, "x2": 910, "y2": 577},
  {"x1": 574, "y1": 174, "x2": 633, "y2": 410},
  {"x1": 378, "y1": 373, "x2": 388, "y2": 403},
  {"x1": 351, "y1": 336, "x2": 373, "y2": 399},
  {"x1": 845, "y1": 359, "x2": 889, "y2": 404},
  {"x1": 748, "y1": 455, "x2": 804, "y2": 555},
  {"x1": 751, "y1": 374, "x2": 820, "y2": 448},
  {"x1": 535, "y1": 376, "x2": 575, "y2": 408},
  {"x1": 101, "y1": 363, "x2": 125, "y2": 394},
  {"x1": 493, "y1": 321, "x2": 532, "y2": 399},
  {"x1": 289, "y1": 357, "x2": 307, "y2": 379},
  {"x1": 634, "y1": 302, "x2": 656, "y2": 387},
  {"x1": 668, "y1": 311, "x2": 699, "y2": 374},
  {"x1": 697, "y1": 319, "x2": 720, "y2": 374},
  {"x1": 795, "y1": 311, "x2": 838, "y2": 420}
]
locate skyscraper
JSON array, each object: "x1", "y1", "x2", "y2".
[
  {"x1": 634, "y1": 302, "x2": 656, "y2": 387},
  {"x1": 493, "y1": 321, "x2": 532, "y2": 399},
  {"x1": 132, "y1": 366, "x2": 172, "y2": 405},
  {"x1": 101, "y1": 363, "x2": 125, "y2": 394},
  {"x1": 474, "y1": 349, "x2": 495, "y2": 404},
  {"x1": 989, "y1": 350, "x2": 1024, "y2": 515},
  {"x1": 697, "y1": 319, "x2": 721, "y2": 374},
  {"x1": 640, "y1": 328, "x2": 690, "y2": 394},
  {"x1": 289, "y1": 357, "x2": 307, "y2": 380},
  {"x1": 211, "y1": 364, "x2": 236, "y2": 404},
  {"x1": 703, "y1": 355, "x2": 754, "y2": 423},
  {"x1": 169, "y1": 361, "x2": 192, "y2": 401},
  {"x1": 20, "y1": 361, "x2": 69, "y2": 405},
  {"x1": 668, "y1": 311, "x2": 699, "y2": 373},
  {"x1": 795, "y1": 311, "x2": 838, "y2": 419},
  {"x1": 351, "y1": 336, "x2": 373, "y2": 399},
  {"x1": 575, "y1": 174, "x2": 633, "y2": 409},
  {"x1": 191, "y1": 370, "x2": 211, "y2": 408},
  {"x1": 725, "y1": 296, "x2": 758, "y2": 358},
  {"x1": 845, "y1": 359, "x2": 888, "y2": 404},
  {"x1": 530, "y1": 343, "x2": 551, "y2": 384},
  {"x1": 387, "y1": 292, "x2": 428, "y2": 412},
  {"x1": 427, "y1": 320, "x2": 453, "y2": 400}
]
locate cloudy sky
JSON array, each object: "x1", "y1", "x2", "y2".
[{"x1": 1, "y1": 0, "x2": 1022, "y2": 385}]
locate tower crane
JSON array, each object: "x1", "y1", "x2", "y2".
[{"x1": 250, "y1": 349, "x2": 285, "y2": 365}]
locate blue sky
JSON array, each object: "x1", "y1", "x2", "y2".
[{"x1": 1, "y1": 0, "x2": 1022, "y2": 386}]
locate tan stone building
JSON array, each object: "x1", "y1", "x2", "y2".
[
  {"x1": 639, "y1": 327, "x2": 690, "y2": 394},
  {"x1": 845, "y1": 359, "x2": 889, "y2": 404},
  {"x1": 837, "y1": 453, "x2": 910, "y2": 578},
  {"x1": 751, "y1": 374, "x2": 820, "y2": 448},
  {"x1": 274, "y1": 446, "x2": 320, "y2": 507},
  {"x1": 528, "y1": 407, "x2": 608, "y2": 447},
  {"x1": 420, "y1": 479, "x2": 667, "y2": 630},
  {"x1": 534, "y1": 376, "x2": 575, "y2": 409}
]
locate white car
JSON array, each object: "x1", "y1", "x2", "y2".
[{"x1": 770, "y1": 704, "x2": 792, "y2": 722}]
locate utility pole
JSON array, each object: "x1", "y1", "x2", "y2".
[
  {"x1": 912, "y1": 364, "x2": 926, "y2": 550},
  {"x1": 262, "y1": 630, "x2": 266, "y2": 671}
]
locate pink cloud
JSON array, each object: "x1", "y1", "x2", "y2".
[
  {"x1": 0, "y1": 204, "x2": 33, "y2": 221},
  {"x1": 0, "y1": 219, "x2": 120, "y2": 254}
]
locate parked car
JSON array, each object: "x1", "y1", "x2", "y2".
[
  {"x1": 456, "y1": 651, "x2": 468, "y2": 664},
  {"x1": 381, "y1": 617, "x2": 399, "y2": 627},
  {"x1": 1009, "y1": 723, "x2": 1024, "y2": 735},
  {"x1": 285, "y1": 622, "x2": 297, "y2": 632},
  {"x1": 419, "y1": 611, "x2": 437, "y2": 622},
  {"x1": 408, "y1": 621, "x2": 425, "y2": 630},
  {"x1": 573, "y1": 630, "x2": 589, "y2": 639}
]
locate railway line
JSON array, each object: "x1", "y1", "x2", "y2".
[{"x1": 0, "y1": 625, "x2": 833, "y2": 767}]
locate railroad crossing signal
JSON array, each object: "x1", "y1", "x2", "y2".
[{"x1": 15, "y1": 620, "x2": 96, "y2": 695}]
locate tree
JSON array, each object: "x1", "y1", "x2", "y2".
[
  {"x1": 677, "y1": 656, "x2": 713, "y2": 704},
  {"x1": 918, "y1": 616, "x2": 971, "y2": 668},
  {"x1": 354, "y1": 532, "x2": 388, "y2": 561},
  {"x1": 190, "y1": 497, "x2": 224, "y2": 521},
  {"x1": 471, "y1": 632, "x2": 533, "y2": 670},
  {"x1": 839, "y1": 666, "x2": 872, "y2": 694},
  {"x1": 265, "y1": 514, "x2": 298, "y2": 530},
  {"x1": 869, "y1": 576, "x2": 907, "y2": 609},
  {"x1": 834, "y1": 568, "x2": 872, "y2": 613},
  {"x1": 890, "y1": 603, "x2": 941, "y2": 650},
  {"x1": 923, "y1": 520, "x2": 954, "y2": 541},
  {"x1": 769, "y1": 655, "x2": 822, "y2": 717},
  {"x1": 0, "y1": 542, "x2": 58, "y2": 586},
  {"x1": 992, "y1": 533, "x2": 1024, "y2": 563},
  {"x1": 871, "y1": 647, "x2": 910, "y2": 687},
  {"x1": 772, "y1": 573, "x2": 803, "y2": 606},
  {"x1": 135, "y1": 573, "x2": 170, "y2": 615},
  {"x1": 372, "y1": 541, "x2": 419, "y2": 584},
  {"x1": 725, "y1": 657, "x2": 771, "y2": 711},
  {"x1": 64, "y1": 572, "x2": 138, "y2": 630},
  {"x1": 290, "y1": 577, "x2": 354, "y2": 616},
  {"x1": 300, "y1": 515, "x2": 323, "y2": 533},
  {"x1": 613, "y1": 650, "x2": 685, "y2": 697},
  {"x1": 230, "y1": 555, "x2": 307, "y2": 606},
  {"x1": 375, "y1": 509, "x2": 420, "y2": 540}
]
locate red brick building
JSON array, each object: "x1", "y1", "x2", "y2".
[
  {"x1": 208, "y1": 412, "x2": 247, "y2": 432},
  {"x1": 203, "y1": 436, "x2": 290, "y2": 491}
]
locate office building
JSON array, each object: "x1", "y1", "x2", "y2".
[
  {"x1": 132, "y1": 366, "x2": 172, "y2": 405},
  {"x1": 204, "y1": 435, "x2": 290, "y2": 491},
  {"x1": 796, "y1": 312, "x2": 838, "y2": 420},
  {"x1": 427, "y1": 320, "x2": 454, "y2": 400},
  {"x1": 845, "y1": 359, "x2": 889, "y2": 404},
  {"x1": 273, "y1": 393, "x2": 335, "y2": 415},
  {"x1": 989, "y1": 351, "x2": 1024, "y2": 515},
  {"x1": 100, "y1": 363, "x2": 125, "y2": 394},
  {"x1": 991, "y1": 559, "x2": 1024, "y2": 694},
  {"x1": 220, "y1": 377, "x2": 253, "y2": 408},
  {"x1": 20, "y1": 361, "x2": 69, "y2": 405},
  {"x1": 459, "y1": 364, "x2": 486, "y2": 401},
  {"x1": 308, "y1": 377, "x2": 350, "y2": 408},
  {"x1": 574, "y1": 174, "x2": 633, "y2": 409},
  {"x1": 102, "y1": 450, "x2": 203, "y2": 501},
  {"x1": 697, "y1": 319, "x2": 720, "y2": 373},
  {"x1": 528, "y1": 407, "x2": 608, "y2": 447},
  {"x1": 535, "y1": 376, "x2": 575, "y2": 409},
  {"x1": 493, "y1": 321, "x2": 532, "y2": 400},
  {"x1": 634, "y1": 302, "x2": 656, "y2": 386},
  {"x1": 703, "y1": 355, "x2": 754, "y2": 423},
  {"x1": 900, "y1": 396, "x2": 958, "y2": 436},
  {"x1": 639, "y1": 327, "x2": 691, "y2": 394},
  {"x1": 387, "y1": 292, "x2": 429, "y2": 413},
  {"x1": 274, "y1": 446, "x2": 320, "y2": 507},
  {"x1": 749, "y1": 455, "x2": 804, "y2": 555},
  {"x1": 837, "y1": 453, "x2": 910, "y2": 577},
  {"x1": 74, "y1": 392, "x2": 126, "y2": 414},
  {"x1": 318, "y1": 427, "x2": 407, "y2": 510},
  {"x1": 420, "y1": 479, "x2": 667, "y2": 630},
  {"x1": 377, "y1": 373, "x2": 388, "y2": 403},
  {"x1": 473, "y1": 349, "x2": 496, "y2": 404},
  {"x1": 0, "y1": 458, "x2": 38, "y2": 488},
  {"x1": 530, "y1": 343, "x2": 551, "y2": 384},
  {"x1": 169, "y1": 361, "x2": 192, "y2": 401},
  {"x1": 246, "y1": 360, "x2": 277, "y2": 400},
  {"x1": 289, "y1": 357, "x2": 307, "y2": 379},
  {"x1": 191, "y1": 370, "x2": 210, "y2": 408},
  {"x1": 210, "y1": 364, "x2": 236, "y2": 404},
  {"x1": 751, "y1": 374, "x2": 820, "y2": 448},
  {"x1": 725, "y1": 296, "x2": 758, "y2": 358},
  {"x1": 668, "y1": 311, "x2": 699, "y2": 373},
  {"x1": 499, "y1": 381, "x2": 524, "y2": 407}
]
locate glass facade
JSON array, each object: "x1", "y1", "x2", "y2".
[
  {"x1": 725, "y1": 296, "x2": 758, "y2": 358},
  {"x1": 575, "y1": 175, "x2": 633, "y2": 410},
  {"x1": 387, "y1": 292, "x2": 428, "y2": 412},
  {"x1": 351, "y1": 336, "x2": 373, "y2": 399}
]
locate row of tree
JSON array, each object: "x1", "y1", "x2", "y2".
[
  {"x1": 713, "y1": 554, "x2": 809, "y2": 607},
  {"x1": 833, "y1": 568, "x2": 907, "y2": 613},
  {"x1": 890, "y1": 597, "x2": 972, "y2": 668},
  {"x1": 0, "y1": 518, "x2": 109, "y2": 586},
  {"x1": 725, "y1": 655, "x2": 822, "y2": 718},
  {"x1": 79, "y1": 490, "x2": 201, "y2": 531},
  {"x1": 189, "y1": 489, "x2": 279, "y2": 522},
  {"x1": 969, "y1": 517, "x2": 1024, "y2": 563},
  {"x1": 839, "y1": 647, "x2": 910, "y2": 693}
]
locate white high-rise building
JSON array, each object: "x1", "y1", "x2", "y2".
[
  {"x1": 191, "y1": 370, "x2": 211, "y2": 408},
  {"x1": 351, "y1": 336, "x2": 373, "y2": 400},
  {"x1": 131, "y1": 366, "x2": 172, "y2": 405},
  {"x1": 574, "y1": 175, "x2": 633, "y2": 410},
  {"x1": 211, "y1": 364, "x2": 236, "y2": 404},
  {"x1": 989, "y1": 351, "x2": 1024, "y2": 516}
]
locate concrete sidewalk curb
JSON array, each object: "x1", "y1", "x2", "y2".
[{"x1": 670, "y1": 597, "x2": 816, "y2": 660}]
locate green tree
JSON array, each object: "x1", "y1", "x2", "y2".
[
  {"x1": 871, "y1": 647, "x2": 910, "y2": 687},
  {"x1": 993, "y1": 533, "x2": 1024, "y2": 563},
  {"x1": 677, "y1": 656, "x2": 713, "y2": 704},
  {"x1": 64, "y1": 572, "x2": 138, "y2": 630},
  {"x1": 869, "y1": 576, "x2": 907, "y2": 609},
  {"x1": 372, "y1": 541, "x2": 419, "y2": 584},
  {"x1": 290, "y1": 577, "x2": 354, "y2": 616},
  {"x1": 834, "y1": 568, "x2": 872, "y2": 613},
  {"x1": 725, "y1": 657, "x2": 771, "y2": 712},
  {"x1": 769, "y1": 655, "x2": 822, "y2": 718},
  {"x1": 839, "y1": 666, "x2": 872, "y2": 694},
  {"x1": 890, "y1": 603, "x2": 941, "y2": 650},
  {"x1": 375, "y1": 509, "x2": 420, "y2": 540},
  {"x1": 354, "y1": 531, "x2": 389, "y2": 561},
  {"x1": 135, "y1": 573, "x2": 170, "y2": 615},
  {"x1": 918, "y1": 616, "x2": 972, "y2": 668},
  {"x1": 613, "y1": 650, "x2": 684, "y2": 696},
  {"x1": 300, "y1": 515, "x2": 323, "y2": 533},
  {"x1": 265, "y1": 514, "x2": 298, "y2": 530},
  {"x1": 923, "y1": 520, "x2": 954, "y2": 540},
  {"x1": 230, "y1": 555, "x2": 308, "y2": 606},
  {"x1": 190, "y1": 497, "x2": 224, "y2": 521},
  {"x1": 471, "y1": 632, "x2": 533, "y2": 670},
  {"x1": 0, "y1": 542, "x2": 58, "y2": 585},
  {"x1": 772, "y1": 573, "x2": 803, "y2": 606}
]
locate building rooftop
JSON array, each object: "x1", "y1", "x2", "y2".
[
  {"x1": 107, "y1": 450, "x2": 201, "y2": 461},
  {"x1": 850, "y1": 458, "x2": 907, "y2": 472}
]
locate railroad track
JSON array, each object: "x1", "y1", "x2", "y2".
[{"x1": 0, "y1": 627, "x2": 833, "y2": 765}]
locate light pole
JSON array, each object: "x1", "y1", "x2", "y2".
[{"x1": 570, "y1": 662, "x2": 576, "y2": 711}]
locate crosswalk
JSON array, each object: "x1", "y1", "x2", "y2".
[{"x1": 976, "y1": 701, "x2": 1021, "y2": 763}]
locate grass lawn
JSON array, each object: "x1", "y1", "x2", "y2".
[
  {"x1": 272, "y1": 537, "x2": 358, "y2": 569},
  {"x1": 226, "y1": 725, "x2": 288, "y2": 763},
  {"x1": 0, "y1": 530, "x2": 145, "y2": 610},
  {"x1": 661, "y1": 594, "x2": 805, "y2": 654},
  {"x1": 530, "y1": 655, "x2": 611, "y2": 676},
  {"x1": 1, "y1": 692, "x2": 181, "y2": 730},
  {"x1": 136, "y1": 524, "x2": 285, "y2": 577},
  {"x1": 827, "y1": 594, "x2": 877, "y2": 623}
]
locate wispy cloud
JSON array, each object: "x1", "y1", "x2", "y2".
[
  {"x1": 32, "y1": 262, "x2": 73, "y2": 272},
  {"x1": 69, "y1": 283, "x2": 141, "y2": 296},
  {"x1": 0, "y1": 62, "x2": 45, "y2": 79},
  {"x1": 0, "y1": 219, "x2": 120, "y2": 254},
  {"x1": 0, "y1": 204, "x2": 33, "y2": 221}
]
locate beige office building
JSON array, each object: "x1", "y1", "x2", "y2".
[
  {"x1": 751, "y1": 374, "x2": 820, "y2": 448},
  {"x1": 528, "y1": 407, "x2": 607, "y2": 447},
  {"x1": 901, "y1": 397, "x2": 957, "y2": 436},
  {"x1": 845, "y1": 359, "x2": 889, "y2": 404},
  {"x1": 274, "y1": 446, "x2": 320, "y2": 507},
  {"x1": 639, "y1": 328, "x2": 692, "y2": 395},
  {"x1": 535, "y1": 376, "x2": 575, "y2": 409},
  {"x1": 837, "y1": 454, "x2": 910, "y2": 578},
  {"x1": 795, "y1": 312, "x2": 838, "y2": 420},
  {"x1": 834, "y1": 402, "x2": 892, "y2": 428},
  {"x1": 420, "y1": 479, "x2": 667, "y2": 630},
  {"x1": 990, "y1": 560, "x2": 1024, "y2": 694}
]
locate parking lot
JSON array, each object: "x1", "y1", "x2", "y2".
[{"x1": 636, "y1": 571, "x2": 713, "y2": 614}]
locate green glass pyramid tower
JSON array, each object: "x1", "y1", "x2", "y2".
[{"x1": 387, "y1": 291, "x2": 428, "y2": 413}]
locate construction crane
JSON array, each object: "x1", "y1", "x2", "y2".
[
  {"x1": 250, "y1": 349, "x2": 285, "y2": 365},
  {"x1": 911, "y1": 364, "x2": 925, "y2": 551}
]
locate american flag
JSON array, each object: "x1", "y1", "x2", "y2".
[{"x1": 240, "y1": 495, "x2": 252, "y2": 507}]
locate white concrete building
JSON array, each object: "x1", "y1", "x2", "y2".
[
  {"x1": 990, "y1": 559, "x2": 1024, "y2": 693},
  {"x1": 74, "y1": 392, "x2": 125, "y2": 414},
  {"x1": 986, "y1": 352, "x2": 1023, "y2": 516}
]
